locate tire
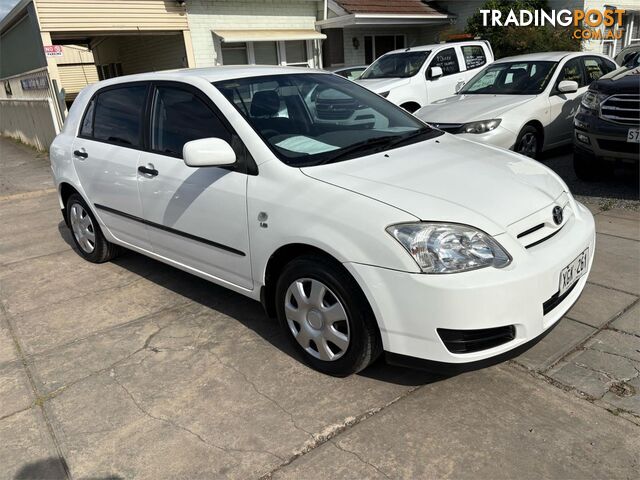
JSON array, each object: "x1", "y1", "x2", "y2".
[
  {"x1": 275, "y1": 254, "x2": 381, "y2": 376},
  {"x1": 514, "y1": 125, "x2": 541, "y2": 159},
  {"x1": 573, "y1": 148, "x2": 612, "y2": 181},
  {"x1": 66, "y1": 193, "x2": 120, "y2": 263}
]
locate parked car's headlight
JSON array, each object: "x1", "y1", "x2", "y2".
[
  {"x1": 461, "y1": 119, "x2": 501, "y2": 134},
  {"x1": 581, "y1": 90, "x2": 608, "y2": 110},
  {"x1": 386, "y1": 223, "x2": 511, "y2": 273},
  {"x1": 379, "y1": 91, "x2": 390, "y2": 98}
]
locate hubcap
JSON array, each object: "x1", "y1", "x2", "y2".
[
  {"x1": 284, "y1": 278, "x2": 350, "y2": 362},
  {"x1": 517, "y1": 132, "x2": 538, "y2": 158},
  {"x1": 69, "y1": 203, "x2": 95, "y2": 254}
]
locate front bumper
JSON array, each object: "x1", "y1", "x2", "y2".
[
  {"x1": 345, "y1": 202, "x2": 595, "y2": 366},
  {"x1": 574, "y1": 107, "x2": 640, "y2": 163}
]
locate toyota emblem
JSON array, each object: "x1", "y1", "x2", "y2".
[{"x1": 552, "y1": 206, "x2": 563, "y2": 225}]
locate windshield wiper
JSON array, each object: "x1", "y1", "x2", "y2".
[
  {"x1": 382, "y1": 127, "x2": 436, "y2": 150},
  {"x1": 314, "y1": 135, "x2": 399, "y2": 165}
]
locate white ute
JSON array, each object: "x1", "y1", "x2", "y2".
[
  {"x1": 356, "y1": 40, "x2": 494, "y2": 112},
  {"x1": 50, "y1": 67, "x2": 595, "y2": 376}
]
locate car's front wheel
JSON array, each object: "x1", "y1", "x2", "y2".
[
  {"x1": 515, "y1": 125, "x2": 541, "y2": 159},
  {"x1": 275, "y1": 255, "x2": 381, "y2": 376},
  {"x1": 66, "y1": 193, "x2": 120, "y2": 263}
]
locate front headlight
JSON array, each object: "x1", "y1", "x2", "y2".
[
  {"x1": 581, "y1": 90, "x2": 608, "y2": 110},
  {"x1": 460, "y1": 119, "x2": 501, "y2": 134},
  {"x1": 386, "y1": 223, "x2": 511, "y2": 274}
]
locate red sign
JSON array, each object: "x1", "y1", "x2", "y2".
[{"x1": 44, "y1": 45, "x2": 63, "y2": 57}]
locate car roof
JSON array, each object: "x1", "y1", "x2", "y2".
[
  {"x1": 494, "y1": 51, "x2": 596, "y2": 63},
  {"x1": 91, "y1": 65, "x2": 329, "y2": 87},
  {"x1": 382, "y1": 40, "x2": 486, "y2": 55}
]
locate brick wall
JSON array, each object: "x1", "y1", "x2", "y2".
[{"x1": 186, "y1": 0, "x2": 320, "y2": 67}]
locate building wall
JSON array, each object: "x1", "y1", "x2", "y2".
[
  {"x1": 92, "y1": 34, "x2": 188, "y2": 75},
  {"x1": 0, "y1": 5, "x2": 46, "y2": 79},
  {"x1": 342, "y1": 26, "x2": 444, "y2": 66},
  {"x1": 34, "y1": 0, "x2": 189, "y2": 32},
  {"x1": 186, "y1": 0, "x2": 320, "y2": 67}
]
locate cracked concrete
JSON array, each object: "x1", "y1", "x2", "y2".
[{"x1": 1, "y1": 137, "x2": 639, "y2": 478}]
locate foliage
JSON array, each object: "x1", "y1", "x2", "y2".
[{"x1": 466, "y1": 0, "x2": 582, "y2": 59}]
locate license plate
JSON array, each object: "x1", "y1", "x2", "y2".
[
  {"x1": 628, "y1": 128, "x2": 640, "y2": 143},
  {"x1": 559, "y1": 248, "x2": 589, "y2": 296}
]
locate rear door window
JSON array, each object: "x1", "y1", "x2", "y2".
[
  {"x1": 428, "y1": 47, "x2": 460, "y2": 77},
  {"x1": 150, "y1": 85, "x2": 231, "y2": 158},
  {"x1": 583, "y1": 57, "x2": 607, "y2": 83},
  {"x1": 461, "y1": 45, "x2": 487, "y2": 71},
  {"x1": 93, "y1": 85, "x2": 147, "y2": 147}
]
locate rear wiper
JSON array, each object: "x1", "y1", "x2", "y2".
[{"x1": 315, "y1": 135, "x2": 399, "y2": 165}]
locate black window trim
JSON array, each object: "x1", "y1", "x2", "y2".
[
  {"x1": 461, "y1": 44, "x2": 488, "y2": 71},
  {"x1": 76, "y1": 80, "x2": 257, "y2": 175},
  {"x1": 77, "y1": 81, "x2": 151, "y2": 152}
]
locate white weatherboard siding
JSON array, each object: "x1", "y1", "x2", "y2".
[{"x1": 186, "y1": 0, "x2": 321, "y2": 67}]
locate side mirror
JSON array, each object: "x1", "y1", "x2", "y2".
[
  {"x1": 429, "y1": 66, "x2": 443, "y2": 79},
  {"x1": 557, "y1": 80, "x2": 579, "y2": 94},
  {"x1": 183, "y1": 138, "x2": 236, "y2": 168}
]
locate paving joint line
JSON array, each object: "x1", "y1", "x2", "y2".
[
  {"x1": 586, "y1": 280, "x2": 638, "y2": 297},
  {"x1": 0, "y1": 302, "x2": 72, "y2": 479}
]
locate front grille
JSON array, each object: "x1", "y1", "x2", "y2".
[
  {"x1": 438, "y1": 326, "x2": 516, "y2": 354},
  {"x1": 600, "y1": 94, "x2": 640, "y2": 125},
  {"x1": 543, "y1": 281, "x2": 579, "y2": 315},
  {"x1": 597, "y1": 139, "x2": 640, "y2": 154},
  {"x1": 316, "y1": 98, "x2": 358, "y2": 120},
  {"x1": 517, "y1": 223, "x2": 544, "y2": 239},
  {"x1": 428, "y1": 122, "x2": 463, "y2": 133}
]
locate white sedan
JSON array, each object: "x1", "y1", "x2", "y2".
[
  {"x1": 50, "y1": 67, "x2": 595, "y2": 376},
  {"x1": 415, "y1": 52, "x2": 617, "y2": 158}
]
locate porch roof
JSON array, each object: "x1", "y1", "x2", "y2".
[{"x1": 318, "y1": 0, "x2": 453, "y2": 28}]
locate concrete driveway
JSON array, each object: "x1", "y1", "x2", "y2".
[{"x1": 1, "y1": 137, "x2": 638, "y2": 479}]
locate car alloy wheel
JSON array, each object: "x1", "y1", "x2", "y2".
[
  {"x1": 69, "y1": 202, "x2": 96, "y2": 253},
  {"x1": 517, "y1": 132, "x2": 538, "y2": 158},
  {"x1": 284, "y1": 278, "x2": 350, "y2": 361}
]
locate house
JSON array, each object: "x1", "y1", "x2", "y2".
[
  {"x1": 548, "y1": 1, "x2": 640, "y2": 57},
  {"x1": 317, "y1": 0, "x2": 456, "y2": 67},
  {"x1": 185, "y1": 0, "x2": 326, "y2": 68}
]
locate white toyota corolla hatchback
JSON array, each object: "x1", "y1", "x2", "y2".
[{"x1": 50, "y1": 67, "x2": 595, "y2": 376}]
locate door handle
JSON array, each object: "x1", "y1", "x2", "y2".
[
  {"x1": 138, "y1": 165, "x2": 158, "y2": 176},
  {"x1": 73, "y1": 149, "x2": 88, "y2": 159}
]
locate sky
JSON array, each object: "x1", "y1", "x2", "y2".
[{"x1": 0, "y1": 0, "x2": 20, "y2": 21}]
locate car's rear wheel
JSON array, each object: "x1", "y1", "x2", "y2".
[
  {"x1": 275, "y1": 255, "x2": 381, "y2": 376},
  {"x1": 66, "y1": 193, "x2": 120, "y2": 263},
  {"x1": 573, "y1": 148, "x2": 612, "y2": 181},
  {"x1": 515, "y1": 125, "x2": 541, "y2": 159}
]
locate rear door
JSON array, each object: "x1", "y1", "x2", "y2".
[
  {"x1": 459, "y1": 44, "x2": 490, "y2": 86},
  {"x1": 136, "y1": 82, "x2": 252, "y2": 289},
  {"x1": 71, "y1": 83, "x2": 151, "y2": 249},
  {"x1": 425, "y1": 46, "x2": 467, "y2": 103}
]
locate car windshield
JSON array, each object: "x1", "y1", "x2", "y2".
[
  {"x1": 214, "y1": 73, "x2": 439, "y2": 167},
  {"x1": 360, "y1": 51, "x2": 430, "y2": 79},
  {"x1": 460, "y1": 61, "x2": 558, "y2": 95}
]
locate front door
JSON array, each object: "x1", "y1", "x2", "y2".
[
  {"x1": 425, "y1": 46, "x2": 467, "y2": 103},
  {"x1": 136, "y1": 83, "x2": 252, "y2": 289},
  {"x1": 72, "y1": 83, "x2": 151, "y2": 250},
  {"x1": 547, "y1": 58, "x2": 588, "y2": 146}
]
